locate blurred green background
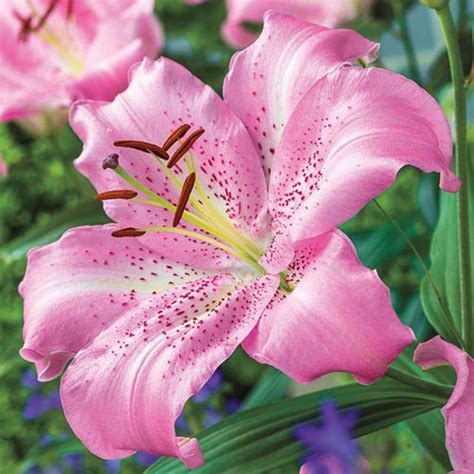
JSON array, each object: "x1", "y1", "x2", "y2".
[{"x1": 0, "y1": 0, "x2": 472, "y2": 472}]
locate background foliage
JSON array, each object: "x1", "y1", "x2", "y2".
[{"x1": 0, "y1": 0, "x2": 472, "y2": 473}]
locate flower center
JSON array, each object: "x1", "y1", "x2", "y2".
[
  {"x1": 15, "y1": 0, "x2": 85, "y2": 76},
  {"x1": 99, "y1": 125, "x2": 268, "y2": 276}
]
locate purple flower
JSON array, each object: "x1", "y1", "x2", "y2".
[
  {"x1": 23, "y1": 390, "x2": 61, "y2": 420},
  {"x1": 225, "y1": 398, "x2": 242, "y2": 415},
  {"x1": 192, "y1": 370, "x2": 224, "y2": 403},
  {"x1": 104, "y1": 459, "x2": 121, "y2": 474},
  {"x1": 175, "y1": 412, "x2": 190, "y2": 432},
  {"x1": 203, "y1": 406, "x2": 223, "y2": 428},
  {"x1": 294, "y1": 399, "x2": 361, "y2": 474},
  {"x1": 135, "y1": 451, "x2": 160, "y2": 466},
  {"x1": 22, "y1": 368, "x2": 40, "y2": 389},
  {"x1": 62, "y1": 453, "x2": 84, "y2": 474}
]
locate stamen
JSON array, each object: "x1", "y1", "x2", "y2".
[
  {"x1": 96, "y1": 190, "x2": 138, "y2": 200},
  {"x1": 111, "y1": 228, "x2": 146, "y2": 238},
  {"x1": 66, "y1": 0, "x2": 74, "y2": 20},
  {"x1": 103, "y1": 153, "x2": 120, "y2": 170},
  {"x1": 173, "y1": 172, "x2": 196, "y2": 227},
  {"x1": 114, "y1": 140, "x2": 169, "y2": 160},
  {"x1": 162, "y1": 124, "x2": 191, "y2": 151},
  {"x1": 167, "y1": 129, "x2": 205, "y2": 169},
  {"x1": 16, "y1": 0, "x2": 60, "y2": 40}
]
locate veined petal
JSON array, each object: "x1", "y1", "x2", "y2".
[
  {"x1": 60, "y1": 274, "x2": 279, "y2": 466},
  {"x1": 72, "y1": 57, "x2": 269, "y2": 268},
  {"x1": 224, "y1": 11, "x2": 378, "y2": 178},
  {"x1": 19, "y1": 225, "x2": 212, "y2": 381},
  {"x1": 269, "y1": 66, "x2": 459, "y2": 241},
  {"x1": 222, "y1": 0, "x2": 372, "y2": 49},
  {"x1": 414, "y1": 337, "x2": 474, "y2": 472},
  {"x1": 244, "y1": 230, "x2": 414, "y2": 384}
]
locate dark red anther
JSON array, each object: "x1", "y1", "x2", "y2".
[
  {"x1": 162, "y1": 124, "x2": 191, "y2": 151},
  {"x1": 103, "y1": 153, "x2": 120, "y2": 170},
  {"x1": 96, "y1": 190, "x2": 138, "y2": 201},
  {"x1": 167, "y1": 129, "x2": 205, "y2": 169},
  {"x1": 16, "y1": 0, "x2": 61, "y2": 40},
  {"x1": 66, "y1": 0, "x2": 74, "y2": 20},
  {"x1": 111, "y1": 228, "x2": 146, "y2": 238},
  {"x1": 173, "y1": 172, "x2": 196, "y2": 227},
  {"x1": 114, "y1": 140, "x2": 169, "y2": 160}
]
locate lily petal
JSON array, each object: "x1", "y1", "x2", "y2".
[
  {"x1": 19, "y1": 225, "x2": 212, "y2": 381},
  {"x1": 72, "y1": 57, "x2": 269, "y2": 269},
  {"x1": 269, "y1": 66, "x2": 460, "y2": 241},
  {"x1": 414, "y1": 337, "x2": 474, "y2": 472},
  {"x1": 224, "y1": 11, "x2": 378, "y2": 177},
  {"x1": 222, "y1": 0, "x2": 372, "y2": 49},
  {"x1": 60, "y1": 274, "x2": 279, "y2": 466},
  {"x1": 244, "y1": 230, "x2": 414, "y2": 384}
]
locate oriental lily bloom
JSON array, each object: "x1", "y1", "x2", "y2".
[
  {"x1": 414, "y1": 337, "x2": 474, "y2": 473},
  {"x1": 222, "y1": 0, "x2": 373, "y2": 48},
  {"x1": 0, "y1": 0, "x2": 162, "y2": 128},
  {"x1": 20, "y1": 12, "x2": 460, "y2": 468}
]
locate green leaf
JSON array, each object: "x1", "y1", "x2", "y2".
[
  {"x1": 20, "y1": 437, "x2": 85, "y2": 474},
  {"x1": 348, "y1": 221, "x2": 416, "y2": 269},
  {"x1": 0, "y1": 200, "x2": 108, "y2": 261},
  {"x1": 420, "y1": 160, "x2": 474, "y2": 347},
  {"x1": 240, "y1": 367, "x2": 291, "y2": 411},
  {"x1": 418, "y1": 173, "x2": 439, "y2": 230},
  {"x1": 147, "y1": 380, "x2": 442, "y2": 474},
  {"x1": 399, "y1": 294, "x2": 433, "y2": 340},
  {"x1": 407, "y1": 409, "x2": 451, "y2": 470}
]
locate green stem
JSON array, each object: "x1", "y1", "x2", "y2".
[
  {"x1": 436, "y1": 4, "x2": 472, "y2": 354},
  {"x1": 393, "y1": 0, "x2": 421, "y2": 84},
  {"x1": 385, "y1": 367, "x2": 452, "y2": 401},
  {"x1": 373, "y1": 199, "x2": 465, "y2": 349}
]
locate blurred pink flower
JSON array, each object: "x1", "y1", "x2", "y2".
[
  {"x1": 414, "y1": 337, "x2": 474, "y2": 473},
  {"x1": 0, "y1": 0, "x2": 162, "y2": 126},
  {"x1": 0, "y1": 156, "x2": 7, "y2": 177},
  {"x1": 222, "y1": 0, "x2": 373, "y2": 48},
  {"x1": 20, "y1": 13, "x2": 459, "y2": 468}
]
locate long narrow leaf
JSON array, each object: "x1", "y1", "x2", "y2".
[{"x1": 147, "y1": 379, "x2": 442, "y2": 474}]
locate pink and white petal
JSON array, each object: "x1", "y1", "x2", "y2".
[
  {"x1": 71, "y1": 40, "x2": 151, "y2": 103},
  {"x1": 222, "y1": 0, "x2": 369, "y2": 49},
  {"x1": 60, "y1": 274, "x2": 279, "y2": 465},
  {"x1": 258, "y1": 230, "x2": 294, "y2": 274},
  {"x1": 19, "y1": 225, "x2": 211, "y2": 381},
  {"x1": 73, "y1": 1, "x2": 163, "y2": 103},
  {"x1": 72, "y1": 57, "x2": 269, "y2": 267},
  {"x1": 270, "y1": 66, "x2": 459, "y2": 241},
  {"x1": 244, "y1": 230, "x2": 414, "y2": 384},
  {"x1": 83, "y1": 1, "x2": 162, "y2": 67},
  {"x1": 223, "y1": 11, "x2": 378, "y2": 177},
  {"x1": 414, "y1": 337, "x2": 474, "y2": 472}
]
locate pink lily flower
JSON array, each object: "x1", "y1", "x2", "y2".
[
  {"x1": 20, "y1": 13, "x2": 460, "y2": 468},
  {"x1": 222, "y1": 0, "x2": 373, "y2": 48},
  {"x1": 0, "y1": 0, "x2": 162, "y2": 125},
  {"x1": 414, "y1": 337, "x2": 474, "y2": 473}
]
